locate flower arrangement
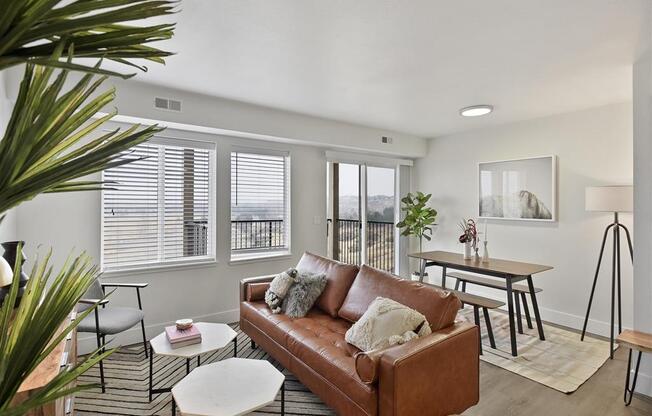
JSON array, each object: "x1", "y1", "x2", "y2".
[{"x1": 458, "y1": 218, "x2": 479, "y2": 250}]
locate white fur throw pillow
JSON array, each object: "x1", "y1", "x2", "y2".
[
  {"x1": 345, "y1": 297, "x2": 432, "y2": 352},
  {"x1": 265, "y1": 268, "x2": 299, "y2": 314},
  {"x1": 282, "y1": 272, "x2": 327, "y2": 318}
]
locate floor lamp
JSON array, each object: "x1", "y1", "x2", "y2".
[{"x1": 581, "y1": 185, "x2": 633, "y2": 359}]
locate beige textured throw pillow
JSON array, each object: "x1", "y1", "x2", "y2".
[{"x1": 345, "y1": 297, "x2": 432, "y2": 352}]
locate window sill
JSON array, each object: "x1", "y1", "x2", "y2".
[
  {"x1": 101, "y1": 258, "x2": 218, "y2": 278},
  {"x1": 229, "y1": 251, "x2": 293, "y2": 265}
]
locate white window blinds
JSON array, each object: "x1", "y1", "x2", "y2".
[
  {"x1": 231, "y1": 150, "x2": 290, "y2": 256},
  {"x1": 102, "y1": 137, "x2": 216, "y2": 272}
]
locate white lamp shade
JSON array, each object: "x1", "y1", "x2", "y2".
[{"x1": 585, "y1": 185, "x2": 633, "y2": 212}]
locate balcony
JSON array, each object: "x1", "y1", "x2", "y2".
[
  {"x1": 187, "y1": 218, "x2": 394, "y2": 271},
  {"x1": 331, "y1": 219, "x2": 395, "y2": 272}
]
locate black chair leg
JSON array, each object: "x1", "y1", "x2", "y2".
[
  {"x1": 94, "y1": 308, "x2": 105, "y2": 393},
  {"x1": 483, "y1": 307, "x2": 496, "y2": 349},
  {"x1": 461, "y1": 281, "x2": 467, "y2": 292},
  {"x1": 140, "y1": 320, "x2": 148, "y2": 358},
  {"x1": 454, "y1": 279, "x2": 460, "y2": 291},
  {"x1": 251, "y1": 340, "x2": 257, "y2": 349},
  {"x1": 520, "y1": 292, "x2": 533, "y2": 329},
  {"x1": 514, "y1": 292, "x2": 524, "y2": 334},
  {"x1": 473, "y1": 305, "x2": 482, "y2": 355}
]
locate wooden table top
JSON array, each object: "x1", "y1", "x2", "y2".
[
  {"x1": 409, "y1": 250, "x2": 553, "y2": 277},
  {"x1": 617, "y1": 329, "x2": 652, "y2": 353}
]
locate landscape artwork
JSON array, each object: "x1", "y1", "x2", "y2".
[{"x1": 478, "y1": 156, "x2": 556, "y2": 221}]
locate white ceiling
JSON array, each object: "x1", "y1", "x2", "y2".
[{"x1": 115, "y1": 0, "x2": 647, "y2": 138}]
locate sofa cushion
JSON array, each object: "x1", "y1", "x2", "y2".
[
  {"x1": 284, "y1": 315, "x2": 378, "y2": 412},
  {"x1": 239, "y1": 301, "x2": 377, "y2": 413},
  {"x1": 296, "y1": 252, "x2": 359, "y2": 318},
  {"x1": 338, "y1": 265, "x2": 462, "y2": 331}
]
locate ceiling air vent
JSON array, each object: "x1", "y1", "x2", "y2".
[{"x1": 154, "y1": 97, "x2": 182, "y2": 112}]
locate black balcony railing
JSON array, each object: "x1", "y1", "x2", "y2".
[
  {"x1": 337, "y1": 219, "x2": 361, "y2": 266},
  {"x1": 184, "y1": 220, "x2": 208, "y2": 256},
  {"x1": 330, "y1": 219, "x2": 395, "y2": 272},
  {"x1": 367, "y1": 220, "x2": 395, "y2": 272},
  {"x1": 231, "y1": 219, "x2": 285, "y2": 251}
]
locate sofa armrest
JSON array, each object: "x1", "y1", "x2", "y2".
[
  {"x1": 246, "y1": 282, "x2": 270, "y2": 302},
  {"x1": 239, "y1": 275, "x2": 276, "y2": 302},
  {"x1": 375, "y1": 321, "x2": 479, "y2": 416}
]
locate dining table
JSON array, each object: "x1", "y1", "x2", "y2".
[{"x1": 408, "y1": 250, "x2": 553, "y2": 357}]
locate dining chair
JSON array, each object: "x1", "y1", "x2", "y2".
[{"x1": 78, "y1": 279, "x2": 148, "y2": 393}]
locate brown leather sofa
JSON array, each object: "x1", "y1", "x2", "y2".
[{"x1": 239, "y1": 252, "x2": 479, "y2": 416}]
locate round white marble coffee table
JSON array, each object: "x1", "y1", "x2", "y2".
[
  {"x1": 171, "y1": 358, "x2": 285, "y2": 416},
  {"x1": 148, "y1": 322, "x2": 238, "y2": 402}
]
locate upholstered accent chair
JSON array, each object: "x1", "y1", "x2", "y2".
[{"x1": 78, "y1": 279, "x2": 148, "y2": 392}]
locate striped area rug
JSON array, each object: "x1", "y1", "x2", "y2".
[{"x1": 75, "y1": 325, "x2": 334, "y2": 415}]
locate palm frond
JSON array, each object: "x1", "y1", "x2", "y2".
[
  {"x1": 0, "y1": 60, "x2": 162, "y2": 214},
  {"x1": 0, "y1": 0, "x2": 176, "y2": 76},
  {"x1": 0, "y1": 247, "x2": 113, "y2": 413}
]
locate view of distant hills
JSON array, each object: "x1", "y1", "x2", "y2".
[{"x1": 339, "y1": 195, "x2": 394, "y2": 222}]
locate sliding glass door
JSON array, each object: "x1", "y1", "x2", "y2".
[
  {"x1": 327, "y1": 162, "x2": 396, "y2": 273},
  {"x1": 366, "y1": 166, "x2": 395, "y2": 272}
]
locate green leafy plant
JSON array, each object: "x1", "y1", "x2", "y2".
[
  {"x1": 0, "y1": 0, "x2": 177, "y2": 413},
  {"x1": 396, "y1": 192, "x2": 438, "y2": 254},
  {"x1": 0, "y1": 249, "x2": 111, "y2": 416}
]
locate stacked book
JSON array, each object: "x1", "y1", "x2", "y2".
[{"x1": 165, "y1": 324, "x2": 202, "y2": 349}]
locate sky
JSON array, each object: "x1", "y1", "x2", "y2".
[{"x1": 338, "y1": 164, "x2": 394, "y2": 197}]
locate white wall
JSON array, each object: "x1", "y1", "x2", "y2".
[
  {"x1": 414, "y1": 102, "x2": 633, "y2": 336},
  {"x1": 0, "y1": 71, "x2": 17, "y2": 242},
  {"x1": 632, "y1": 1, "x2": 652, "y2": 397},
  {"x1": 16, "y1": 130, "x2": 328, "y2": 352},
  {"x1": 4, "y1": 67, "x2": 427, "y2": 158}
]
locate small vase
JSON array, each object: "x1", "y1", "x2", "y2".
[
  {"x1": 463, "y1": 241, "x2": 473, "y2": 260},
  {"x1": 0, "y1": 241, "x2": 29, "y2": 307},
  {"x1": 474, "y1": 247, "x2": 480, "y2": 262},
  {"x1": 482, "y1": 241, "x2": 490, "y2": 263}
]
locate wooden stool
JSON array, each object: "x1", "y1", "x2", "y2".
[
  {"x1": 450, "y1": 289, "x2": 505, "y2": 354},
  {"x1": 616, "y1": 329, "x2": 652, "y2": 406}
]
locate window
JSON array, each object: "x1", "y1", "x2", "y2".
[
  {"x1": 231, "y1": 149, "x2": 290, "y2": 260},
  {"x1": 102, "y1": 137, "x2": 216, "y2": 272}
]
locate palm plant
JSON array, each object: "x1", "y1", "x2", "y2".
[{"x1": 0, "y1": 0, "x2": 177, "y2": 413}]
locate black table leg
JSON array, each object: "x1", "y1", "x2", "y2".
[
  {"x1": 521, "y1": 292, "x2": 533, "y2": 329},
  {"x1": 506, "y1": 278, "x2": 518, "y2": 356},
  {"x1": 148, "y1": 345, "x2": 153, "y2": 402},
  {"x1": 186, "y1": 358, "x2": 190, "y2": 374},
  {"x1": 515, "y1": 292, "x2": 524, "y2": 334},
  {"x1": 281, "y1": 381, "x2": 285, "y2": 415},
  {"x1": 197, "y1": 355, "x2": 200, "y2": 366},
  {"x1": 171, "y1": 398, "x2": 176, "y2": 416},
  {"x1": 624, "y1": 349, "x2": 642, "y2": 406},
  {"x1": 473, "y1": 305, "x2": 482, "y2": 355},
  {"x1": 441, "y1": 266, "x2": 447, "y2": 289},
  {"x1": 233, "y1": 337, "x2": 238, "y2": 357},
  {"x1": 419, "y1": 259, "x2": 427, "y2": 283},
  {"x1": 527, "y1": 275, "x2": 545, "y2": 341}
]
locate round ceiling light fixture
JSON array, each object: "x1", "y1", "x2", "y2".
[{"x1": 459, "y1": 105, "x2": 493, "y2": 117}]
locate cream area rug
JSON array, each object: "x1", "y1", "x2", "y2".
[{"x1": 460, "y1": 307, "x2": 614, "y2": 393}]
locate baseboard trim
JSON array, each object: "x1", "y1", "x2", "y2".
[{"x1": 77, "y1": 308, "x2": 240, "y2": 355}]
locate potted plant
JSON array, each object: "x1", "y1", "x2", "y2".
[
  {"x1": 0, "y1": 1, "x2": 176, "y2": 414},
  {"x1": 458, "y1": 218, "x2": 479, "y2": 260},
  {"x1": 396, "y1": 192, "x2": 437, "y2": 280}
]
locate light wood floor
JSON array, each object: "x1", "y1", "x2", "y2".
[{"x1": 464, "y1": 345, "x2": 652, "y2": 416}]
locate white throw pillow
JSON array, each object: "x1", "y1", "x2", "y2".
[{"x1": 345, "y1": 297, "x2": 432, "y2": 352}]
